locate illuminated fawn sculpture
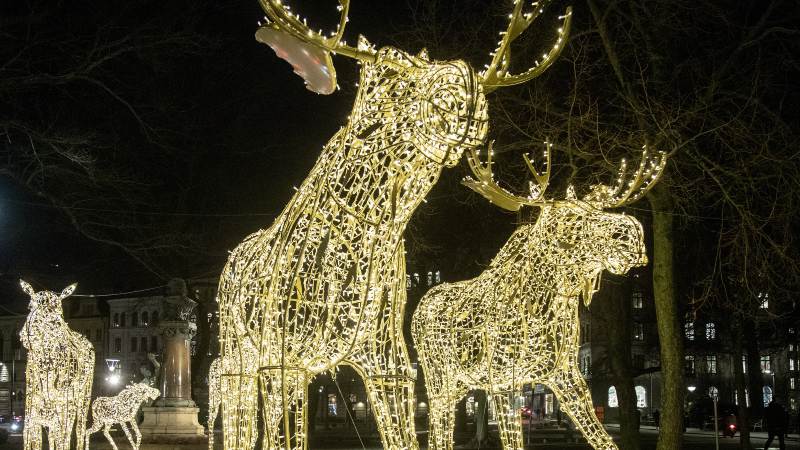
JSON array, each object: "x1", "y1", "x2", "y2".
[
  {"x1": 413, "y1": 143, "x2": 666, "y2": 450},
  {"x1": 216, "y1": 1, "x2": 572, "y2": 449},
  {"x1": 85, "y1": 383, "x2": 161, "y2": 450},
  {"x1": 19, "y1": 280, "x2": 94, "y2": 450}
]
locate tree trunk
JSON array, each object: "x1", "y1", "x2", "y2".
[
  {"x1": 648, "y1": 183, "x2": 684, "y2": 450},
  {"x1": 744, "y1": 319, "x2": 763, "y2": 420},
  {"x1": 732, "y1": 314, "x2": 753, "y2": 449},
  {"x1": 598, "y1": 276, "x2": 640, "y2": 449}
]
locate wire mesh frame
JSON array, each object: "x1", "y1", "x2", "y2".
[
  {"x1": 214, "y1": 46, "x2": 489, "y2": 450},
  {"x1": 413, "y1": 201, "x2": 651, "y2": 450},
  {"x1": 19, "y1": 281, "x2": 95, "y2": 450},
  {"x1": 85, "y1": 383, "x2": 161, "y2": 450}
]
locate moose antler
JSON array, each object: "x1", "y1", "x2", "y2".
[
  {"x1": 462, "y1": 140, "x2": 552, "y2": 211},
  {"x1": 258, "y1": 0, "x2": 376, "y2": 62},
  {"x1": 479, "y1": 1, "x2": 573, "y2": 93},
  {"x1": 584, "y1": 146, "x2": 667, "y2": 207}
]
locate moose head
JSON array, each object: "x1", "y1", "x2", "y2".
[
  {"x1": 255, "y1": 0, "x2": 573, "y2": 166},
  {"x1": 463, "y1": 142, "x2": 666, "y2": 303},
  {"x1": 20, "y1": 280, "x2": 77, "y2": 316}
]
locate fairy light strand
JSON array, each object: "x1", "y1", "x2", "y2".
[
  {"x1": 19, "y1": 280, "x2": 95, "y2": 450},
  {"x1": 85, "y1": 383, "x2": 161, "y2": 450},
  {"x1": 413, "y1": 148, "x2": 665, "y2": 450}
]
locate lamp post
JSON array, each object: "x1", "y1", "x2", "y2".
[{"x1": 710, "y1": 388, "x2": 719, "y2": 450}]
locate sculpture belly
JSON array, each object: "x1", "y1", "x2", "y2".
[{"x1": 218, "y1": 197, "x2": 388, "y2": 373}]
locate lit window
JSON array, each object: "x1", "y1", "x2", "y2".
[
  {"x1": 791, "y1": 397, "x2": 797, "y2": 411},
  {"x1": 0, "y1": 364, "x2": 9, "y2": 382},
  {"x1": 685, "y1": 321, "x2": 695, "y2": 341},
  {"x1": 427, "y1": 271, "x2": 433, "y2": 286},
  {"x1": 790, "y1": 377, "x2": 796, "y2": 390},
  {"x1": 327, "y1": 393, "x2": 338, "y2": 416},
  {"x1": 608, "y1": 386, "x2": 618, "y2": 407},
  {"x1": 406, "y1": 275, "x2": 411, "y2": 290},
  {"x1": 790, "y1": 357, "x2": 796, "y2": 371},
  {"x1": 632, "y1": 290, "x2": 643, "y2": 309},
  {"x1": 759, "y1": 292, "x2": 769, "y2": 309},
  {"x1": 706, "y1": 355, "x2": 717, "y2": 374},
  {"x1": 435, "y1": 270, "x2": 441, "y2": 284},
  {"x1": 635, "y1": 386, "x2": 647, "y2": 408},
  {"x1": 742, "y1": 355, "x2": 748, "y2": 374},
  {"x1": 633, "y1": 323, "x2": 644, "y2": 341},
  {"x1": 735, "y1": 389, "x2": 751, "y2": 407},
  {"x1": 413, "y1": 273, "x2": 419, "y2": 285},
  {"x1": 761, "y1": 355, "x2": 771, "y2": 373},
  {"x1": 685, "y1": 355, "x2": 695, "y2": 375},
  {"x1": 705, "y1": 322, "x2": 716, "y2": 340},
  {"x1": 763, "y1": 386, "x2": 773, "y2": 407}
]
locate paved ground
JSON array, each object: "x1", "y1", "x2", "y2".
[{"x1": 1, "y1": 425, "x2": 799, "y2": 449}]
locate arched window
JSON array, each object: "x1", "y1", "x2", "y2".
[
  {"x1": 113, "y1": 313, "x2": 120, "y2": 327},
  {"x1": 142, "y1": 311, "x2": 149, "y2": 326},
  {"x1": 635, "y1": 386, "x2": 647, "y2": 408},
  {"x1": 608, "y1": 386, "x2": 618, "y2": 407},
  {"x1": 763, "y1": 386, "x2": 773, "y2": 407}
]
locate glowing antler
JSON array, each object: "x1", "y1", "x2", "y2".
[
  {"x1": 258, "y1": 0, "x2": 376, "y2": 61},
  {"x1": 462, "y1": 140, "x2": 552, "y2": 211},
  {"x1": 584, "y1": 146, "x2": 667, "y2": 207},
  {"x1": 479, "y1": 1, "x2": 573, "y2": 93}
]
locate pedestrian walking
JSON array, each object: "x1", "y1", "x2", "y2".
[{"x1": 763, "y1": 400, "x2": 789, "y2": 450}]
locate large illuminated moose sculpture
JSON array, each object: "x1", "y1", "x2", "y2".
[
  {"x1": 216, "y1": 1, "x2": 572, "y2": 449},
  {"x1": 413, "y1": 143, "x2": 666, "y2": 450},
  {"x1": 19, "y1": 280, "x2": 94, "y2": 450}
]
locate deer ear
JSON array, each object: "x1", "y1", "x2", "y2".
[
  {"x1": 60, "y1": 283, "x2": 77, "y2": 299},
  {"x1": 566, "y1": 185, "x2": 577, "y2": 200},
  {"x1": 19, "y1": 280, "x2": 35, "y2": 297}
]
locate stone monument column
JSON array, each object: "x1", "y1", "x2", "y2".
[
  {"x1": 140, "y1": 281, "x2": 205, "y2": 441},
  {"x1": 156, "y1": 320, "x2": 196, "y2": 406}
]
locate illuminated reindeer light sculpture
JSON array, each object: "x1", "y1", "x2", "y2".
[
  {"x1": 216, "y1": 1, "x2": 572, "y2": 449},
  {"x1": 413, "y1": 143, "x2": 666, "y2": 450},
  {"x1": 19, "y1": 280, "x2": 94, "y2": 450}
]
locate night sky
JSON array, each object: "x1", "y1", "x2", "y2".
[
  {"x1": 2, "y1": 0, "x2": 798, "y2": 310},
  {"x1": 0, "y1": 0, "x2": 518, "y2": 307}
]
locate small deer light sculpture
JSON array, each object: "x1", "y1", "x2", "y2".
[
  {"x1": 19, "y1": 280, "x2": 94, "y2": 450},
  {"x1": 412, "y1": 143, "x2": 666, "y2": 450},
  {"x1": 217, "y1": 1, "x2": 572, "y2": 450},
  {"x1": 85, "y1": 383, "x2": 161, "y2": 450}
]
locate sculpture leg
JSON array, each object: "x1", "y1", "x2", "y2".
[
  {"x1": 23, "y1": 422, "x2": 40, "y2": 450},
  {"x1": 220, "y1": 348, "x2": 259, "y2": 450},
  {"x1": 490, "y1": 390, "x2": 524, "y2": 450},
  {"x1": 259, "y1": 368, "x2": 309, "y2": 450},
  {"x1": 85, "y1": 419, "x2": 101, "y2": 450},
  {"x1": 549, "y1": 369, "x2": 618, "y2": 450},
  {"x1": 361, "y1": 373, "x2": 418, "y2": 450},
  {"x1": 130, "y1": 420, "x2": 142, "y2": 450},
  {"x1": 102, "y1": 424, "x2": 119, "y2": 450},
  {"x1": 425, "y1": 372, "x2": 459, "y2": 450},
  {"x1": 120, "y1": 422, "x2": 136, "y2": 450}
]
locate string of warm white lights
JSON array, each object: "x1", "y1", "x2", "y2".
[
  {"x1": 412, "y1": 146, "x2": 665, "y2": 450},
  {"x1": 85, "y1": 383, "x2": 161, "y2": 450},
  {"x1": 215, "y1": 1, "x2": 570, "y2": 449},
  {"x1": 19, "y1": 280, "x2": 95, "y2": 450}
]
